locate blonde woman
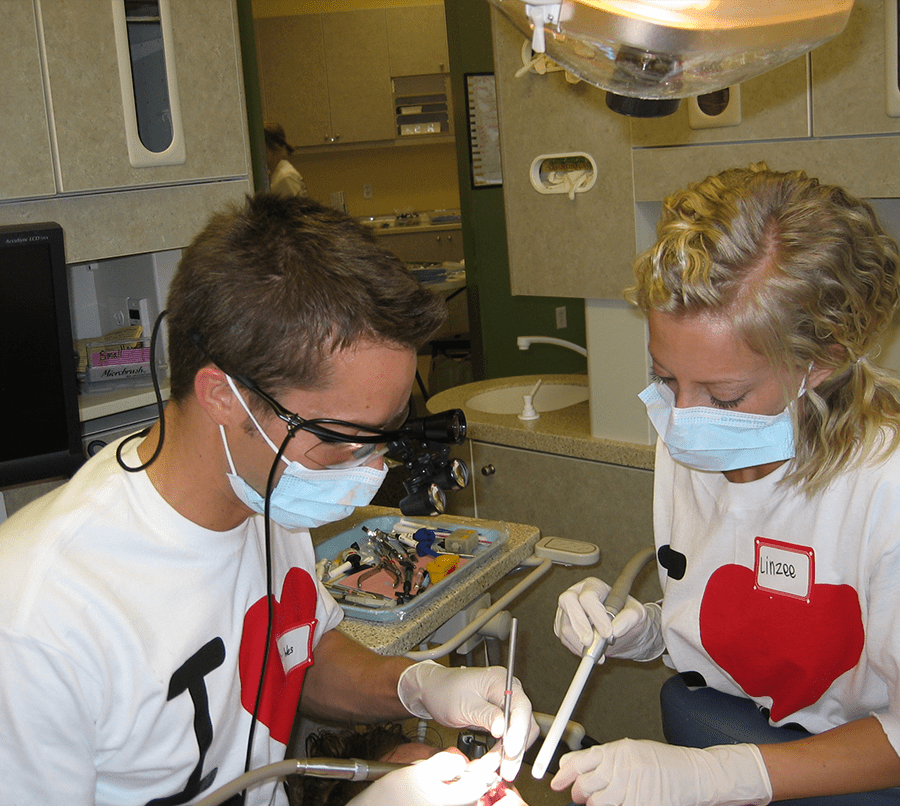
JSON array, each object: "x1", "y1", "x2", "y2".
[{"x1": 554, "y1": 164, "x2": 900, "y2": 805}]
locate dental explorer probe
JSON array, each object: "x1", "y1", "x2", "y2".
[
  {"x1": 530, "y1": 547, "x2": 656, "y2": 779},
  {"x1": 499, "y1": 617, "x2": 519, "y2": 779},
  {"x1": 193, "y1": 758, "x2": 407, "y2": 806}
]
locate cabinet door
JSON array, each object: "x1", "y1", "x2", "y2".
[
  {"x1": 386, "y1": 4, "x2": 450, "y2": 76},
  {"x1": 0, "y1": 2, "x2": 56, "y2": 200},
  {"x1": 811, "y1": 0, "x2": 900, "y2": 136},
  {"x1": 378, "y1": 228, "x2": 463, "y2": 263},
  {"x1": 39, "y1": 0, "x2": 249, "y2": 193},
  {"x1": 322, "y1": 10, "x2": 395, "y2": 145},
  {"x1": 492, "y1": 8, "x2": 635, "y2": 299},
  {"x1": 256, "y1": 14, "x2": 333, "y2": 148},
  {"x1": 447, "y1": 441, "x2": 669, "y2": 742}
]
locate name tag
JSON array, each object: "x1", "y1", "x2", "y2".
[
  {"x1": 277, "y1": 621, "x2": 316, "y2": 675},
  {"x1": 754, "y1": 537, "x2": 814, "y2": 602}
]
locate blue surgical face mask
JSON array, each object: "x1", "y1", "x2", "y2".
[
  {"x1": 638, "y1": 380, "x2": 803, "y2": 473},
  {"x1": 220, "y1": 378, "x2": 388, "y2": 530}
]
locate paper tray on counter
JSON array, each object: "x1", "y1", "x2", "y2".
[{"x1": 315, "y1": 514, "x2": 508, "y2": 623}]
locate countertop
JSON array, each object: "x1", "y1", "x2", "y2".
[
  {"x1": 359, "y1": 210, "x2": 462, "y2": 236},
  {"x1": 427, "y1": 375, "x2": 655, "y2": 471},
  {"x1": 309, "y1": 506, "x2": 541, "y2": 655}
]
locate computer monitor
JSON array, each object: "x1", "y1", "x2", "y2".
[{"x1": 0, "y1": 222, "x2": 84, "y2": 486}]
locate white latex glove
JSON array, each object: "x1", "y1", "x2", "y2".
[
  {"x1": 397, "y1": 660, "x2": 540, "y2": 781},
  {"x1": 347, "y1": 751, "x2": 498, "y2": 806},
  {"x1": 554, "y1": 577, "x2": 665, "y2": 662},
  {"x1": 551, "y1": 738, "x2": 773, "y2": 806}
]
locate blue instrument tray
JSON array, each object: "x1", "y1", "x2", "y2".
[{"x1": 315, "y1": 515, "x2": 508, "y2": 622}]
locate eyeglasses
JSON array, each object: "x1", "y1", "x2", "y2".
[{"x1": 233, "y1": 373, "x2": 412, "y2": 469}]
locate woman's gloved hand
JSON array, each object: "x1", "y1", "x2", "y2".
[
  {"x1": 550, "y1": 738, "x2": 773, "y2": 806},
  {"x1": 397, "y1": 660, "x2": 540, "y2": 781},
  {"x1": 554, "y1": 577, "x2": 665, "y2": 662},
  {"x1": 347, "y1": 751, "x2": 497, "y2": 806}
]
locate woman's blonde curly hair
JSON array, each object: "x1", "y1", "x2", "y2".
[{"x1": 626, "y1": 163, "x2": 900, "y2": 494}]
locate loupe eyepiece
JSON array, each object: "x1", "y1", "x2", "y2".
[
  {"x1": 399, "y1": 409, "x2": 466, "y2": 444},
  {"x1": 399, "y1": 483, "x2": 446, "y2": 517},
  {"x1": 430, "y1": 458, "x2": 470, "y2": 492}
]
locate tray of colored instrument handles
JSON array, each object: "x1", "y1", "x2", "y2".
[{"x1": 314, "y1": 515, "x2": 509, "y2": 622}]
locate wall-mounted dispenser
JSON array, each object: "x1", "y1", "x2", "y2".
[{"x1": 530, "y1": 153, "x2": 597, "y2": 200}]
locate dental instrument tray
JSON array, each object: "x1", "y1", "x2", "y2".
[{"x1": 314, "y1": 515, "x2": 508, "y2": 623}]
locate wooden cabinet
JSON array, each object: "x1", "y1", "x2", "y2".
[
  {"x1": 256, "y1": 11, "x2": 394, "y2": 148},
  {"x1": 0, "y1": 1, "x2": 252, "y2": 262},
  {"x1": 811, "y1": 0, "x2": 900, "y2": 137},
  {"x1": 376, "y1": 227, "x2": 464, "y2": 264},
  {"x1": 256, "y1": 5, "x2": 452, "y2": 150},
  {"x1": 254, "y1": 15, "x2": 332, "y2": 149},
  {"x1": 322, "y1": 10, "x2": 396, "y2": 146},
  {"x1": 491, "y1": 8, "x2": 635, "y2": 300},
  {"x1": 445, "y1": 440, "x2": 670, "y2": 743},
  {"x1": 386, "y1": 4, "x2": 450, "y2": 76},
  {"x1": 29, "y1": 1, "x2": 248, "y2": 195},
  {"x1": 0, "y1": 3, "x2": 55, "y2": 201}
]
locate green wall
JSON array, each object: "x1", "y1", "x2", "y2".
[{"x1": 443, "y1": 0, "x2": 587, "y2": 380}]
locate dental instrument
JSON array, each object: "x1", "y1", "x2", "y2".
[
  {"x1": 499, "y1": 616, "x2": 520, "y2": 779},
  {"x1": 530, "y1": 547, "x2": 656, "y2": 779},
  {"x1": 193, "y1": 758, "x2": 407, "y2": 806}
]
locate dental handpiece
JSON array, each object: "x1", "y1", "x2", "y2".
[{"x1": 530, "y1": 547, "x2": 656, "y2": 779}]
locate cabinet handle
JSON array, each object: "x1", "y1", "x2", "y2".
[{"x1": 481, "y1": 464, "x2": 496, "y2": 476}]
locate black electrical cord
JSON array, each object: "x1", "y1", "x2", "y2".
[
  {"x1": 116, "y1": 310, "x2": 169, "y2": 473},
  {"x1": 240, "y1": 423, "x2": 297, "y2": 805}
]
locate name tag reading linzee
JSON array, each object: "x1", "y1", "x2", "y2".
[
  {"x1": 277, "y1": 622, "x2": 315, "y2": 675},
  {"x1": 754, "y1": 537, "x2": 814, "y2": 601}
]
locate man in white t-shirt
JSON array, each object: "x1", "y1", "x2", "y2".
[{"x1": 0, "y1": 193, "x2": 536, "y2": 806}]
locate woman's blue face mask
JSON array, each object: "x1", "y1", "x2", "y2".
[{"x1": 638, "y1": 379, "x2": 805, "y2": 473}]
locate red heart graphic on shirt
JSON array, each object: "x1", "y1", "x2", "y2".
[
  {"x1": 699, "y1": 564, "x2": 863, "y2": 722},
  {"x1": 239, "y1": 567, "x2": 318, "y2": 744}
]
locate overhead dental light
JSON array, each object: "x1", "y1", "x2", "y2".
[{"x1": 487, "y1": 0, "x2": 855, "y2": 117}]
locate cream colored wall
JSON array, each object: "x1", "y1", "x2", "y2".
[{"x1": 296, "y1": 141, "x2": 460, "y2": 217}]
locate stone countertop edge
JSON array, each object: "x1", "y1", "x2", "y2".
[
  {"x1": 371, "y1": 221, "x2": 462, "y2": 235},
  {"x1": 426, "y1": 375, "x2": 655, "y2": 471},
  {"x1": 310, "y1": 506, "x2": 541, "y2": 656}
]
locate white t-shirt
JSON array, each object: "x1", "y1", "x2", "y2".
[
  {"x1": 0, "y1": 437, "x2": 343, "y2": 805},
  {"x1": 270, "y1": 160, "x2": 307, "y2": 198},
  {"x1": 653, "y1": 436, "x2": 900, "y2": 756}
]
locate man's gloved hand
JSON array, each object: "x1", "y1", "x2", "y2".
[
  {"x1": 554, "y1": 577, "x2": 665, "y2": 662},
  {"x1": 347, "y1": 751, "x2": 497, "y2": 806},
  {"x1": 397, "y1": 660, "x2": 540, "y2": 781},
  {"x1": 550, "y1": 738, "x2": 773, "y2": 806}
]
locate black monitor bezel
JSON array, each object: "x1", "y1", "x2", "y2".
[{"x1": 0, "y1": 222, "x2": 84, "y2": 487}]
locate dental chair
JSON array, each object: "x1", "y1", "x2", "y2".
[{"x1": 660, "y1": 672, "x2": 900, "y2": 805}]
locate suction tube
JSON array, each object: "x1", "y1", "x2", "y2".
[
  {"x1": 193, "y1": 758, "x2": 406, "y2": 806},
  {"x1": 531, "y1": 547, "x2": 657, "y2": 779}
]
